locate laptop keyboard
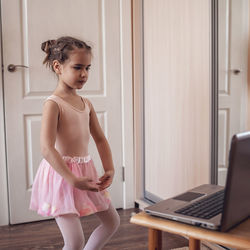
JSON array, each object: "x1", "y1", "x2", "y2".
[{"x1": 175, "y1": 189, "x2": 225, "y2": 219}]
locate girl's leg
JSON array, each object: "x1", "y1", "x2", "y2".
[
  {"x1": 55, "y1": 214, "x2": 85, "y2": 250},
  {"x1": 84, "y1": 204, "x2": 120, "y2": 250}
]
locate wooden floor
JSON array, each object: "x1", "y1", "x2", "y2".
[{"x1": 0, "y1": 208, "x2": 189, "y2": 250}]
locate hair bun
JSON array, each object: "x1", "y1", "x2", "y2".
[{"x1": 41, "y1": 40, "x2": 56, "y2": 53}]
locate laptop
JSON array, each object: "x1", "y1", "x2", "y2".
[{"x1": 145, "y1": 131, "x2": 250, "y2": 232}]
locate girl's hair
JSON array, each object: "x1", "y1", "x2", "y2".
[{"x1": 41, "y1": 36, "x2": 92, "y2": 71}]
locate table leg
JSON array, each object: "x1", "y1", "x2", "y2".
[
  {"x1": 189, "y1": 237, "x2": 200, "y2": 250},
  {"x1": 148, "y1": 228, "x2": 162, "y2": 250}
]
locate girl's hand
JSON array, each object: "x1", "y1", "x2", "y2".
[
  {"x1": 73, "y1": 177, "x2": 100, "y2": 192},
  {"x1": 98, "y1": 170, "x2": 114, "y2": 191}
]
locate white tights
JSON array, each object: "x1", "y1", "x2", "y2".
[{"x1": 55, "y1": 204, "x2": 120, "y2": 250}]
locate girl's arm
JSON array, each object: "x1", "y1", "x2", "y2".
[
  {"x1": 40, "y1": 100, "x2": 99, "y2": 192},
  {"x1": 88, "y1": 100, "x2": 115, "y2": 191}
]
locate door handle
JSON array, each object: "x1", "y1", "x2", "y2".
[
  {"x1": 7, "y1": 64, "x2": 29, "y2": 72},
  {"x1": 231, "y1": 69, "x2": 242, "y2": 75}
]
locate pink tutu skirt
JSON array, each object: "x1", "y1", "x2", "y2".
[{"x1": 29, "y1": 155, "x2": 111, "y2": 217}]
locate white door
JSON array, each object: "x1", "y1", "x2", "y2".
[
  {"x1": 218, "y1": 0, "x2": 249, "y2": 185},
  {"x1": 2, "y1": 0, "x2": 124, "y2": 224}
]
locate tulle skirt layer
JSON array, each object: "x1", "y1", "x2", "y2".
[{"x1": 29, "y1": 156, "x2": 111, "y2": 217}]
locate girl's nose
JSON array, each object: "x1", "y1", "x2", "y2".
[{"x1": 81, "y1": 69, "x2": 87, "y2": 77}]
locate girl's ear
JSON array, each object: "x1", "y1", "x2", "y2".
[{"x1": 52, "y1": 60, "x2": 62, "y2": 74}]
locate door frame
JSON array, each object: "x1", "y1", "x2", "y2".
[
  {"x1": 0, "y1": 14, "x2": 9, "y2": 225},
  {"x1": 249, "y1": 1, "x2": 250, "y2": 130},
  {"x1": 132, "y1": 0, "x2": 145, "y2": 205},
  {"x1": 0, "y1": 0, "x2": 134, "y2": 225},
  {"x1": 210, "y1": 0, "x2": 219, "y2": 185}
]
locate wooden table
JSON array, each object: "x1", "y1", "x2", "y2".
[{"x1": 130, "y1": 212, "x2": 250, "y2": 250}]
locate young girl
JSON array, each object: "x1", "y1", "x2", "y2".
[{"x1": 30, "y1": 36, "x2": 120, "y2": 250}]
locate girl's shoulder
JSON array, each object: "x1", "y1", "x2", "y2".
[
  {"x1": 46, "y1": 94, "x2": 61, "y2": 103},
  {"x1": 43, "y1": 95, "x2": 62, "y2": 112},
  {"x1": 45, "y1": 95, "x2": 69, "y2": 109},
  {"x1": 81, "y1": 96, "x2": 93, "y2": 111},
  {"x1": 41, "y1": 96, "x2": 61, "y2": 119},
  {"x1": 45, "y1": 94, "x2": 92, "y2": 113}
]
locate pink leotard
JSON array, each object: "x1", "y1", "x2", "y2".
[{"x1": 46, "y1": 95, "x2": 91, "y2": 157}]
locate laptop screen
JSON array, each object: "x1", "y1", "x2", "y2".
[{"x1": 220, "y1": 132, "x2": 250, "y2": 231}]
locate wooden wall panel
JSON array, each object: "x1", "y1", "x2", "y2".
[{"x1": 143, "y1": 0, "x2": 210, "y2": 199}]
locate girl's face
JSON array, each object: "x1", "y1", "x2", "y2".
[{"x1": 55, "y1": 48, "x2": 92, "y2": 90}]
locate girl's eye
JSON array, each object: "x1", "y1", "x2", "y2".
[
  {"x1": 73, "y1": 67, "x2": 81, "y2": 70},
  {"x1": 86, "y1": 67, "x2": 91, "y2": 71}
]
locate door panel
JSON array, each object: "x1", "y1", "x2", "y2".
[{"x1": 2, "y1": 0, "x2": 124, "y2": 224}]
